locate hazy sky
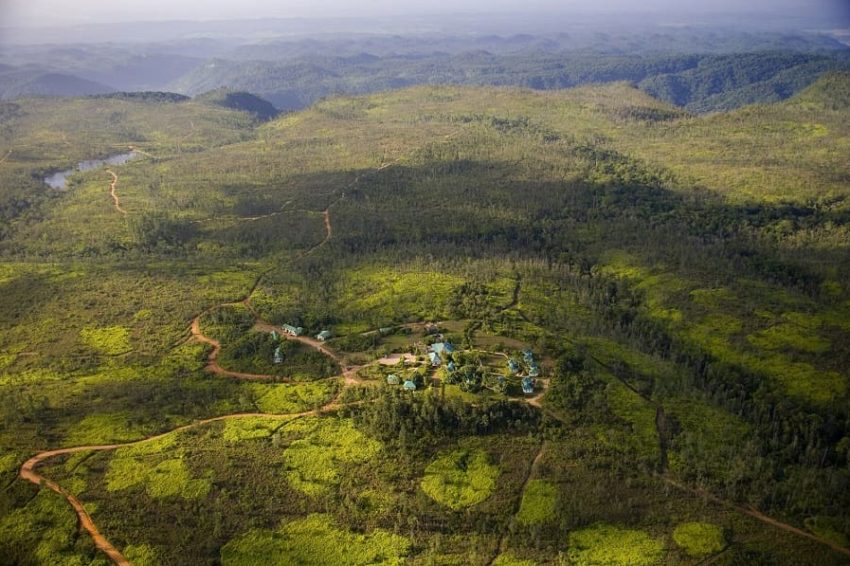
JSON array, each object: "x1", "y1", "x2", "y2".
[{"x1": 2, "y1": 0, "x2": 848, "y2": 27}]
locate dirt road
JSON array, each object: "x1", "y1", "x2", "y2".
[{"x1": 106, "y1": 170, "x2": 127, "y2": 215}]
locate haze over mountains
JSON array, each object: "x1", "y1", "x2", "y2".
[{"x1": 1, "y1": 11, "x2": 849, "y2": 112}]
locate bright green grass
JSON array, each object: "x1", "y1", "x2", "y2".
[
  {"x1": 604, "y1": 378, "x2": 659, "y2": 462},
  {"x1": 106, "y1": 454, "x2": 210, "y2": 499},
  {"x1": 65, "y1": 412, "x2": 144, "y2": 445},
  {"x1": 421, "y1": 448, "x2": 499, "y2": 510},
  {"x1": 145, "y1": 459, "x2": 212, "y2": 499},
  {"x1": 747, "y1": 322, "x2": 830, "y2": 354},
  {"x1": 0, "y1": 368, "x2": 65, "y2": 386},
  {"x1": 672, "y1": 522, "x2": 726, "y2": 558},
  {"x1": 220, "y1": 513, "x2": 410, "y2": 566},
  {"x1": 283, "y1": 417, "x2": 382, "y2": 496},
  {"x1": 493, "y1": 552, "x2": 536, "y2": 566},
  {"x1": 0, "y1": 451, "x2": 18, "y2": 475},
  {"x1": 123, "y1": 544, "x2": 160, "y2": 566},
  {"x1": 339, "y1": 265, "x2": 464, "y2": 327},
  {"x1": 251, "y1": 380, "x2": 337, "y2": 413},
  {"x1": 597, "y1": 251, "x2": 690, "y2": 323},
  {"x1": 689, "y1": 288, "x2": 736, "y2": 309},
  {"x1": 79, "y1": 325, "x2": 131, "y2": 355},
  {"x1": 566, "y1": 524, "x2": 664, "y2": 566},
  {"x1": 0, "y1": 490, "x2": 88, "y2": 565},
  {"x1": 682, "y1": 312, "x2": 846, "y2": 404},
  {"x1": 516, "y1": 479, "x2": 558, "y2": 526},
  {"x1": 222, "y1": 416, "x2": 290, "y2": 443}
]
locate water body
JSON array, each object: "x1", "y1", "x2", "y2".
[{"x1": 44, "y1": 151, "x2": 138, "y2": 190}]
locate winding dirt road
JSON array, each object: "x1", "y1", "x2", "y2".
[
  {"x1": 106, "y1": 170, "x2": 127, "y2": 215},
  {"x1": 13, "y1": 123, "x2": 472, "y2": 565},
  {"x1": 189, "y1": 317, "x2": 291, "y2": 381},
  {"x1": 660, "y1": 475, "x2": 850, "y2": 559},
  {"x1": 18, "y1": 401, "x2": 355, "y2": 566},
  {"x1": 20, "y1": 451, "x2": 129, "y2": 565}
]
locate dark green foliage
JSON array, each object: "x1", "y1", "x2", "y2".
[
  {"x1": 128, "y1": 211, "x2": 197, "y2": 251},
  {"x1": 638, "y1": 52, "x2": 849, "y2": 111},
  {"x1": 352, "y1": 391, "x2": 540, "y2": 450},
  {"x1": 171, "y1": 51, "x2": 850, "y2": 114},
  {"x1": 195, "y1": 89, "x2": 278, "y2": 120},
  {"x1": 91, "y1": 91, "x2": 191, "y2": 103}
]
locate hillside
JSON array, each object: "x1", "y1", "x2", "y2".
[
  {"x1": 168, "y1": 50, "x2": 850, "y2": 113},
  {"x1": 194, "y1": 89, "x2": 279, "y2": 120},
  {"x1": 0, "y1": 66, "x2": 115, "y2": 100},
  {"x1": 0, "y1": 76, "x2": 849, "y2": 565}
]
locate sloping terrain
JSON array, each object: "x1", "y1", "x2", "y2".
[{"x1": 0, "y1": 76, "x2": 849, "y2": 564}]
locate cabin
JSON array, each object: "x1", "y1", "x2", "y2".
[
  {"x1": 403, "y1": 380, "x2": 417, "y2": 391},
  {"x1": 316, "y1": 330, "x2": 332, "y2": 341},
  {"x1": 522, "y1": 349, "x2": 535, "y2": 363},
  {"x1": 282, "y1": 324, "x2": 304, "y2": 337},
  {"x1": 508, "y1": 359, "x2": 521, "y2": 375},
  {"x1": 270, "y1": 330, "x2": 280, "y2": 341},
  {"x1": 429, "y1": 352, "x2": 442, "y2": 367},
  {"x1": 386, "y1": 374, "x2": 400, "y2": 385},
  {"x1": 528, "y1": 364, "x2": 541, "y2": 378},
  {"x1": 522, "y1": 376, "x2": 535, "y2": 394},
  {"x1": 273, "y1": 346, "x2": 284, "y2": 364},
  {"x1": 430, "y1": 342, "x2": 455, "y2": 356},
  {"x1": 446, "y1": 360, "x2": 457, "y2": 373}
]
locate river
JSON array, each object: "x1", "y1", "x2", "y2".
[{"x1": 44, "y1": 151, "x2": 139, "y2": 190}]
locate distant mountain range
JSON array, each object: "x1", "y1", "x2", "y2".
[
  {"x1": 0, "y1": 66, "x2": 114, "y2": 99},
  {"x1": 1, "y1": 28, "x2": 848, "y2": 114}
]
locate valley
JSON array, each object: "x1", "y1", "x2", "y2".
[{"x1": 0, "y1": 75, "x2": 849, "y2": 564}]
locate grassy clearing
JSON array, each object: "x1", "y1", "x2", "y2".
[
  {"x1": 251, "y1": 380, "x2": 338, "y2": 413},
  {"x1": 566, "y1": 523, "x2": 664, "y2": 566},
  {"x1": 79, "y1": 325, "x2": 131, "y2": 355},
  {"x1": 106, "y1": 454, "x2": 211, "y2": 499},
  {"x1": 516, "y1": 479, "x2": 558, "y2": 526},
  {"x1": 421, "y1": 448, "x2": 499, "y2": 510},
  {"x1": 603, "y1": 377, "x2": 659, "y2": 463},
  {"x1": 221, "y1": 416, "x2": 292, "y2": 443},
  {"x1": 747, "y1": 322, "x2": 830, "y2": 354},
  {"x1": 672, "y1": 522, "x2": 726, "y2": 558},
  {"x1": 283, "y1": 417, "x2": 382, "y2": 496},
  {"x1": 65, "y1": 412, "x2": 145, "y2": 445},
  {"x1": 338, "y1": 265, "x2": 465, "y2": 329},
  {"x1": 220, "y1": 513, "x2": 410, "y2": 565}
]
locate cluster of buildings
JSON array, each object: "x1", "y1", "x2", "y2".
[
  {"x1": 509, "y1": 349, "x2": 540, "y2": 394},
  {"x1": 270, "y1": 324, "x2": 332, "y2": 364},
  {"x1": 384, "y1": 341, "x2": 540, "y2": 396},
  {"x1": 386, "y1": 374, "x2": 418, "y2": 391}
]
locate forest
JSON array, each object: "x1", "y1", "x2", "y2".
[{"x1": 0, "y1": 70, "x2": 849, "y2": 565}]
